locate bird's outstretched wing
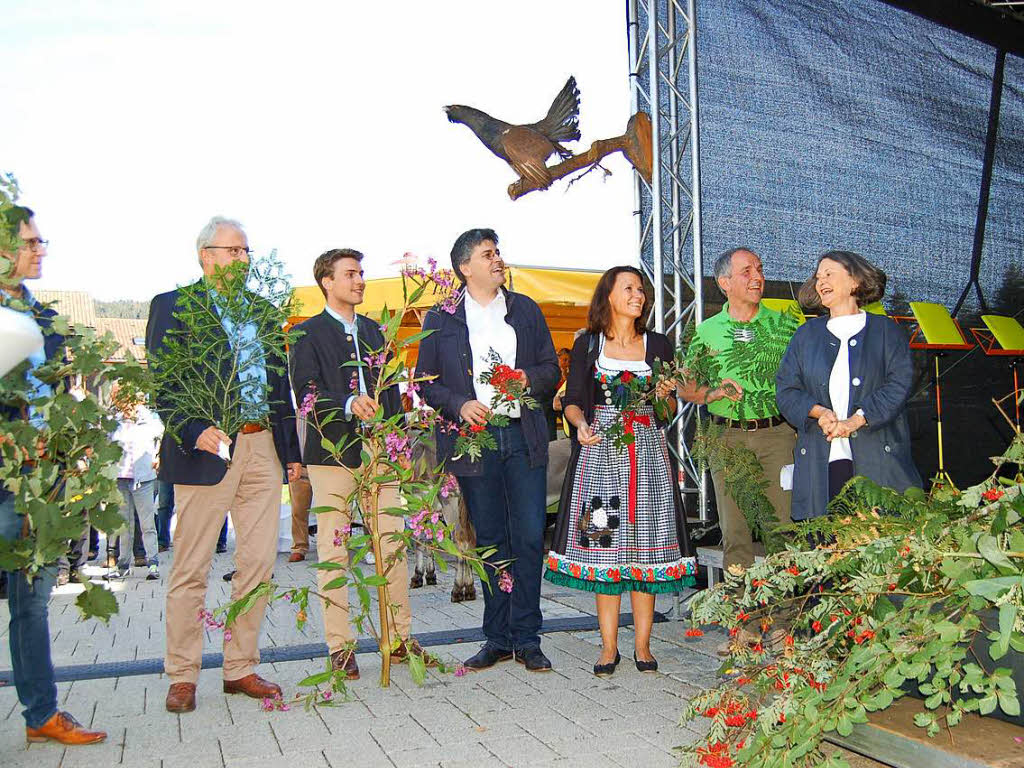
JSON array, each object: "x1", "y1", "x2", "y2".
[{"x1": 501, "y1": 127, "x2": 556, "y2": 189}]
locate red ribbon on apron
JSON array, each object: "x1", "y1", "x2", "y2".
[{"x1": 622, "y1": 410, "x2": 651, "y2": 524}]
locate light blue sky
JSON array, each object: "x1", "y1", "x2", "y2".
[{"x1": 2, "y1": 1, "x2": 637, "y2": 300}]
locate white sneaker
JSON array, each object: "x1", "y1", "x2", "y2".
[{"x1": 146, "y1": 564, "x2": 159, "y2": 581}]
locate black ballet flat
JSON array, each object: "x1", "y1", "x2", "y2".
[
  {"x1": 633, "y1": 652, "x2": 658, "y2": 673},
  {"x1": 593, "y1": 650, "x2": 621, "y2": 677}
]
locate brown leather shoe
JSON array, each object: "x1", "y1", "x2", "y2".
[
  {"x1": 330, "y1": 649, "x2": 360, "y2": 680},
  {"x1": 223, "y1": 674, "x2": 282, "y2": 699},
  {"x1": 27, "y1": 711, "x2": 107, "y2": 745},
  {"x1": 288, "y1": 552, "x2": 305, "y2": 563},
  {"x1": 391, "y1": 638, "x2": 439, "y2": 668},
  {"x1": 165, "y1": 682, "x2": 197, "y2": 713}
]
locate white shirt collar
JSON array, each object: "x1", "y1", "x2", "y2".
[{"x1": 325, "y1": 304, "x2": 358, "y2": 331}]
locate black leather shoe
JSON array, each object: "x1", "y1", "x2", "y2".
[
  {"x1": 634, "y1": 652, "x2": 658, "y2": 673},
  {"x1": 593, "y1": 650, "x2": 621, "y2": 677},
  {"x1": 463, "y1": 645, "x2": 513, "y2": 670},
  {"x1": 515, "y1": 646, "x2": 552, "y2": 672}
]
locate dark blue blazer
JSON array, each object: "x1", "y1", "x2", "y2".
[
  {"x1": 0, "y1": 296, "x2": 64, "y2": 505},
  {"x1": 145, "y1": 281, "x2": 300, "y2": 486},
  {"x1": 417, "y1": 287, "x2": 560, "y2": 476},
  {"x1": 289, "y1": 310, "x2": 403, "y2": 468},
  {"x1": 775, "y1": 312, "x2": 922, "y2": 520}
]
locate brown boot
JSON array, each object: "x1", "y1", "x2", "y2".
[
  {"x1": 165, "y1": 683, "x2": 197, "y2": 713},
  {"x1": 330, "y1": 649, "x2": 360, "y2": 680},
  {"x1": 288, "y1": 552, "x2": 305, "y2": 563},
  {"x1": 27, "y1": 711, "x2": 106, "y2": 745},
  {"x1": 223, "y1": 674, "x2": 282, "y2": 699},
  {"x1": 391, "y1": 638, "x2": 439, "y2": 668}
]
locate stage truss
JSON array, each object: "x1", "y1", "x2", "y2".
[{"x1": 627, "y1": 0, "x2": 710, "y2": 521}]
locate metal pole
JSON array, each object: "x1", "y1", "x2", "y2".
[
  {"x1": 686, "y1": 0, "x2": 707, "y2": 522},
  {"x1": 647, "y1": 0, "x2": 665, "y2": 333},
  {"x1": 627, "y1": 0, "x2": 646, "y2": 266}
]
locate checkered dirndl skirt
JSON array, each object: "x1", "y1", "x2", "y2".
[{"x1": 545, "y1": 404, "x2": 696, "y2": 595}]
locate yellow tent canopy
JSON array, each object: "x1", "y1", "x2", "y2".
[{"x1": 289, "y1": 265, "x2": 604, "y2": 363}]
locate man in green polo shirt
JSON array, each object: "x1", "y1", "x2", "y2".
[{"x1": 679, "y1": 247, "x2": 798, "y2": 569}]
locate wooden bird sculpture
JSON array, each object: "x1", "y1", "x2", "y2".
[{"x1": 444, "y1": 76, "x2": 582, "y2": 190}]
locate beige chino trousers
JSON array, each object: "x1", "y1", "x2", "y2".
[
  {"x1": 710, "y1": 422, "x2": 795, "y2": 569},
  {"x1": 307, "y1": 465, "x2": 411, "y2": 652},
  {"x1": 165, "y1": 430, "x2": 281, "y2": 684}
]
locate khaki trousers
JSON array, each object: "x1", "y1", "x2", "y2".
[
  {"x1": 710, "y1": 422, "x2": 795, "y2": 569},
  {"x1": 289, "y1": 467, "x2": 312, "y2": 554},
  {"x1": 165, "y1": 431, "x2": 281, "y2": 683},
  {"x1": 307, "y1": 465, "x2": 411, "y2": 653}
]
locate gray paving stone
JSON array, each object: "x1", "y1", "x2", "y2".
[{"x1": 479, "y1": 734, "x2": 559, "y2": 767}]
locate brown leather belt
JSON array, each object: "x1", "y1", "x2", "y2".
[
  {"x1": 240, "y1": 422, "x2": 267, "y2": 434},
  {"x1": 710, "y1": 414, "x2": 786, "y2": 431}
]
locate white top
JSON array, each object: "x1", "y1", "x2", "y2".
[
  {"x1": 825, "y1": 311, "x2": 867, "y2": 463},
  {"x1": 465, "y1": 290, "x2": 519, "y2": 418},
  {"x1": 596, "y1": 333, "x2": 651, "y2": 376},
  {"x1": 112, "y1": 405, "x2": 164, "y2": 483}
]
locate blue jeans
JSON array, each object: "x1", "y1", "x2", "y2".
[
  {"x1": 0, "y1": 495, "x2": 58, "y2": 728},
  {"x1": 156, "y1": 480, "x2": 174, "y2": 549},
  {"x1": 115, "y1": 478, "x2": 159, "y2": 567},
  {"x1": 456, "y1": 421, "x2": 547, "y2": 651}
]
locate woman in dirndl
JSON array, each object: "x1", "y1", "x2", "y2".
[{"x1": 544, "y1": 266, "x2": 696, "y2": 676}]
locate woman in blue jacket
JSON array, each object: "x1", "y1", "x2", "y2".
[{"x1": 775, "y1": 251, "x2": 921, "y2": 520}]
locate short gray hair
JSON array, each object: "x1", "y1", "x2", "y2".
[
  {"x1": 713, "y1": 246, "x2": 758, "y2": 281},
  {"x1": 196, "y1": 216, "x2": 245, "y2": 253},
  {"x1": 450, "y1": 228, "x2": 498, "y2": 284}
]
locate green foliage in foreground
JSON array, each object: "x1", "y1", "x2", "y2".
[{"x1": 679, "y1": 434, "x2": 1024, "y2": 768}]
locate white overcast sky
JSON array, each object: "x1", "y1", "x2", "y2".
[{"x1": 2, "y1": 1, "x2": 637, "y2": 301}]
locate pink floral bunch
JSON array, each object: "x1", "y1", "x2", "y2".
[
  {"x1": 408, "y1": 507, "x2": 445, "y2": 544},
  {"x1": 498, "y1": 570, "x2": 514, "y2": 594},
  {"x1": 439, "y1": 473, "x2": 458, "y2": 499},
  {"x1": 401, "y1": 257, "x2": 459, "y2": 315},
  {"x1": 384, "y1": 431, "x2": 412, "y2": 463},
  {"x1": 332, "y1": 524, "x2": 351, "y2": 547},
  {"x1": 261, "y1": 692, "x2": 290, "y2": 712},
  {"x1": 197, "y1": 608, "x2": 231, "y2": 642},
  {"x1": 298, "y1": 387, "x2": 318, "y2": 418}
]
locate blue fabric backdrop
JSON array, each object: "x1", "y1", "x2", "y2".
[{"x1": 641, "y1": 0, "x2": 1023, "y2": 311}]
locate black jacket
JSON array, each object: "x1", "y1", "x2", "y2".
[
  {"x1": 417, "y1": 287, "x2": 560, "y2": 476},
  {"x1": 775, "y1": 313, "x2": 922, "y2": 520},
  {"x1": 0, "y1": 295, "x2": 64, "y2": 505},
  {"x1": 145, "y1": 281, "x2": 300, "y2": 486},
  {"x1": 288, "y1": 310, "x2": 402, "y2": 468}
]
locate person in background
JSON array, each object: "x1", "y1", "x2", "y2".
[
  {"x1": 287, "y1": 406, "x2": 313, "y2": 563},
  {"x1": 0, "y1": 205, "x2": 107, "y2": 744},
  {"x1": 107, "y1": 382, "x2": 163, "y2": 580},
  {"x1": 775, "y1": 250, "x2": 921, "y2": 519},
  {"x1": 545, "y1": 266, "x2": 696, "y2": 676}
]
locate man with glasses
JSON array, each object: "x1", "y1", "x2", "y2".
[
  {"x1": 417, "y1": 229, "x2": 560, "y2": 672},
  {"x1": 146, "y1": 216, "x2": 301, "y2": 713},
  {"x1": 0, "y1": 206, "x2": 107, "y2": 744}
]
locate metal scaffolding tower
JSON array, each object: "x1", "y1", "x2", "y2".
[{"x1": 627, "y1": 0, "x2": 709, "y2": 521}]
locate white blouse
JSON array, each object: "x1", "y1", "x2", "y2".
[
  {"x1": 465, "y1": 290, "x2": 519, "y2": 418},
  {"x1": 825, "y1": 311, "x2": 867, "y2": 463},
  {"x1": 596, "y1": 333, "x2": 650, "y2": 377}
]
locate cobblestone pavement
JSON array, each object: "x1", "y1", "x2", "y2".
[{"x1": 0, "y1": 544, "x2": 726, "y2": 767}]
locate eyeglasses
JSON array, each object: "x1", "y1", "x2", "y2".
[
  {"x1": 204, "y1": 246, "x2": 252, "y2": 257},
  {"x1": 21, "y1": 238, "x2": 48, "y2": 251}
]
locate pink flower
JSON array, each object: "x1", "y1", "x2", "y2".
[
  {"x1": 333, "y1": 528, "x2": 345, "y2": 547},
  {"x1": 223, "y1": 629, "x2": 232, "y2": 642},
  {"x1": 322, "y1": 690, "x2": 332, "y2": 701},
  {"x1": 454, "y1": 664, "x2": 467, "y2": 677},
  {"x1": 439, "y1": 473, "x2": 458, "y2": 499},
  {"x1": 498, "y1": 570, "x2": 514, "y2": 594},
  {"x1": 298, "y1": 388, "x2": 317, "y2": 418},
  {"x1": 261, "y1": 697, "x2": 275, "y2": 712}
]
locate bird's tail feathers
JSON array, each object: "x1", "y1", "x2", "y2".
[{"x1": 532, "y1": 76, "x2": 581, "y2": 143}]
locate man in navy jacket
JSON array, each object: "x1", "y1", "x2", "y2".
[
  {"x1": 0, "y1": 206, "x2": 106, "y2": 745},
  {"x1": 417, "y1": 229, "x2": 560, "y2": 671},
  {"x1": 146, "y1": 216, "x2": 300, "y2": 713}
]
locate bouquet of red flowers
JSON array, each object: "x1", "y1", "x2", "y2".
[{"x1": 452, "y1": 360, "x2": 539, "y2": 461}]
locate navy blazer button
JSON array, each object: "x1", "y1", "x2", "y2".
[
  {"x1": 346, "y1": 335, "x2": 352, "y2": 342},
  {"x1": 884, "y1": 445, "x2": 891, "y2": 452},
  {"x1": 852, "y1": 377, "x2": 861, "y2": 386},
  {"x1": 350, "y1": 353, "x2": 356, "y2": 359},
  {"x1": 850, "y1": 339, "x2": 857, "y2": 347},
  {"x1": 800, "y1": 448, "x2": 807, "y2": 455}
]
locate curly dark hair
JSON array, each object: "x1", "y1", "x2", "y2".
[
  {"x1": 586, "y1": 265, "x2": 650, "y2": 338},
  {"x1": 797, "y1": 250, "x2": 887, "y2": 311}
]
